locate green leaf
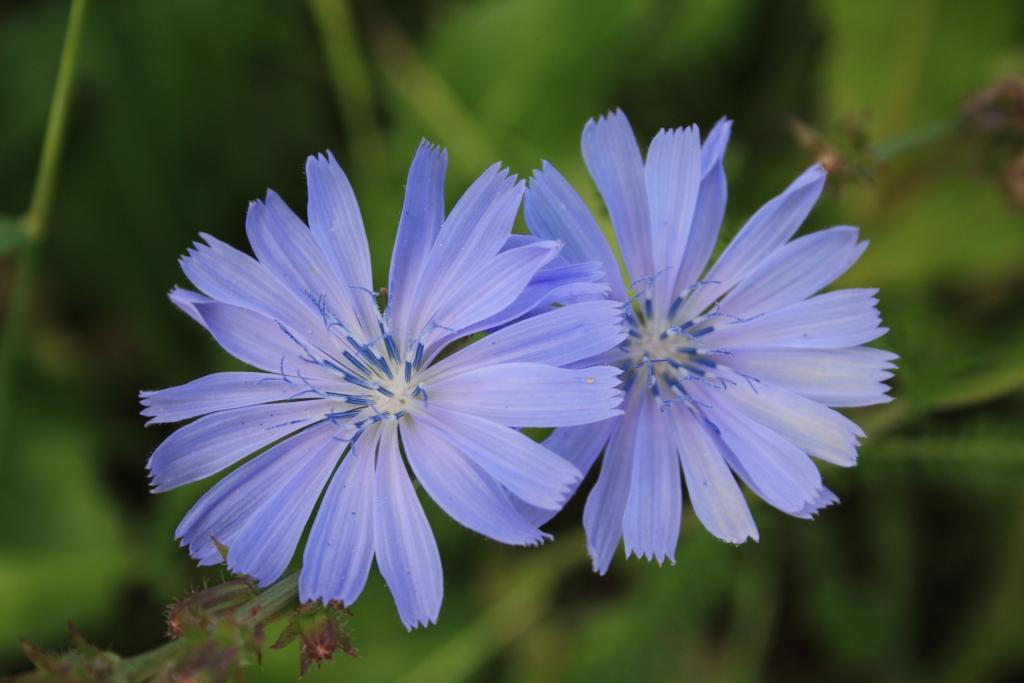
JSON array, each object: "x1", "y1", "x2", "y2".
[{"x1": 0, "y1": 214, "x2": 24, "y2": 254}]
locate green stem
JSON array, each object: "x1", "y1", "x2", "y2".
[
  {"x1": 307, "y1": 0, "x2": 386, "y2": 177},
  {"x1": 7, "y1": 573, "x2": 300, "y2": 682},
  {"x1": 0, "y1": 0, "x2": 89, "y2": 445}
]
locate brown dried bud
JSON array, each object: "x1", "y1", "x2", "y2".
[
  {"x1": 272, "y1": 601, "x2": 357, "y2": 677},
  {"x1": 167, "y1": 578, "x2": 256, "y2": 638},
  {"x1": 963, "y1": 77, "x2": 1024, "y2": 136},
  {"x1": 1002, "y1": 151, "x2": 1024, "y2": 207}
]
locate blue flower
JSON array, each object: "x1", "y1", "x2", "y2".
[
  {"x1": 522, "y1": 110, "x2": 894, "y2": 573},
  {"x1": 141, "y1": 142, "x2": 626, "y2": 628}
]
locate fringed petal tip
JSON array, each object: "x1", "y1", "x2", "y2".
[{"x1": 624, "y1": 547, "x2": 677, "y2": 566}]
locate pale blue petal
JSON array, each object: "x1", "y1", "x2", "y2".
[
  {"x1": 525, "y1": 161, "x2": 627, "y2": 300},
  {"x1": 373, "y1": 424, "x2": 443, "y2": 629},
  {"x1": 192, "y1": 301, "x2": 331, "y2": 380},
  {"x1": 622, "y1": 393, "x2": 682, "y2": 564},
  {"x1": 168, "y1": 287, "x2": 212, "y2": 327},
  {"x1": 581, "y1": 109, "x2": 654, "y2": 282},
  {"x1": 402, "y1": 417, "x2": 548, "y2": 545},
  {"x1": 247, "y1": 190, "x2": 364, "y2": 336},
  {"x1": 645, "y1": 125, "x2": 702, "y2": 307},
  {"x1": 673, "y1": 141, "x2": 729, "y2": 293},
  {"x1": 408, "y1": 165, "x2": 523, "y2": 341},
  {"x1": 720, "y1": 226, "x2": 866, "y2": 317},
  {"x1": 388, "y1": 142, "x2": 447, "y2": 346},
  {"x1": 463, "y1": 260, "x2": 609, "y2": 335},
  {"x1": 699, "y1": 397, "x2": 823, "y2": 515},
  {"x1": 299, "y1": 424, "x2": 378, "y2": 606},
  {"x1": 179, "y1": 233, "x2": 330, "y2": 348},
  {"x1": 431, "y1": 240, "x2": 561, "y2": 334},
  {"x1": 793, "y1": 486, "x2": 839, "y2": 519},
  {"x1": 709, "y1": 368, "x2": 863, "y2": 467},
  {"x1": 583, "y1": 389, "x2": 642, "y2": 574},
  {"x1": 413, "y1": 406, "x2": 581, "y2": 511},
  {"x1": 705, "y1": 288, "x2": 886, "y2": 350},
  {"x1": 428, "y1": 300, "x2": 626, "y2": 378},
  {"x1": 680, "y1": 164, "x2": 827, "y2": 319},
  {"x1": 228, "y1": 426, "x2": 343, "y2": 586},
  {"x1": 673, "y1": 409, "x2": 758, "y2": 544},
  {"x1": 305, "y1": 151, "x2": 376, "y2": 325},
  {"x1": 699, "y1": 117, "x2": 732, "y2": 174},
  {"x1": 147, "y1": 399, "x2": 332, "y2": 491},
  {"x1": 175, "y1": 422, "x2": 339, "y2": 565},
  {"x1": 725, "y1": 347, "x2": 895, "y2": 407},
  {"x1": 512, "y1": 419, "x2": 618, "y2": 527},
  {"x1": 140, "y1": 371, "x2": 308, "y2": 425},
  {"x1": 428, "y1": 363, "x2": 622, "y2": 427}
]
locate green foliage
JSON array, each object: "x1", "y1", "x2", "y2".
[{"x1": 1, "y1": 0, "x2": 1022, "y2": 681}]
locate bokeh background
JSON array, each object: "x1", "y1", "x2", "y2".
[{"x1": 2, "y1": 0, "x2": 1023, "y2": 681}]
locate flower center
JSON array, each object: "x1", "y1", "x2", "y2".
[{"x1": 618, "y1": 283, "x2": 739, "y2": 411}]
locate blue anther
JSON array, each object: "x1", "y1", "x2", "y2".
[
  {"x1": 668, "y1": 296, "x2": 684, "y2": 320},
  {"x1": 384, "y1": 334, "x2": 400, "y2": 363},
  {"x1": 342, "y1": 351, "x2": 372, "y2": 376}
]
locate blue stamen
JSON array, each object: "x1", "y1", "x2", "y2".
[{"x1": 342, "y1": 351, "x2": 372, "y2": 376}]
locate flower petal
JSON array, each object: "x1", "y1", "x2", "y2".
[
  {"x1": 179, "y1": 234, "x2": 328, "y2": 348},
  {"x1": 247, "y1": 190, "x2": 365, "y2": 337},
  {"x1": 432, "y1": 240, "x2": 561, "y2": 334},
  {"x1": 709, "y1": 368, "x2": 864, "y2": 467},
  {"x1": 228, "y1": 426, "x2": 343, "y2": 586},
  {"x1": 525, "y1": 161, "x2": 627, "y2": 300},
  {"x1": 582, "y1": 109, "x2": 653, "y2": 282},
  {"x1": 175, "y1": 422, "x2": 339, "y2": 565},
  {"x1": 645, "y1": 125, "x2": 702, "y2": 307},
  {"x1": 672, "y1": 120, "x2": 732, "y2": 293},
  {"x1": 402, "y1": 417, "x2": 548, "y2": 545},
  {"x1": 412, "y1": 406, "x2": 581, "y2": 511},
  {"x1": 428, "y1": 363, "x2": 622, "y2": 427},
  {"x1": 699, "y1": 397, "x2": 823, "y2": 516},
  {"x1": 680, "y1": 164, "x2": 827, "y2": 319},
  {"x1": 388, "y1": 142, "x2": 447, "y2": 346},
  {"x1": 305, "y1": 151, "x2": 376, "y2": 322},
  {"x1": 704, "y1": 288, "x2": 887, "y2": 350},
  {"x1": 373, "y1": 423, "x2": 443, "y2": 629},
  {"x1": 511, "y1": 419, "x2": 618, "y2": 527},
  {"x1": 192, "y1": 302, "x2": 332, "y2": 380},
  {"x1": 673, "y1": 408, "x2": 758, "y2": 544},
  {"x1": 719, "y1": 226, "x2": 866, "y2": 318},
  {"x1": 725, "y1": 347, "x2": 895, "y2": 407},
  {"x1": 462, "y1": 259, "x2": 610, "y2": 336},
  {"x1": 427, "y1": 300, "x2": 626, "y2": 379},
  {"x1": 583, "y1": 387, "x2": 642, "y2": 573},
  {"x1": 147, "y1": 399, "x2": 333, "y2": 491},
  {"x1": 622, "y1": 393, "x2": 682, "y2": 564},
  {"x1": 299, "y1": 424, "x2": 378, "y2": 606},
  {"x1": 140, "y1": 371, "x2": 308, "y2": 425},
  {"x1": 168, "y1": 287, "x2": 212, "y2": 327},
  {"x1": 408, "y1": 165, "x2": 523, "y2": 340}
]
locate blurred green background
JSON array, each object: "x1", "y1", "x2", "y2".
[{"x1": 2, "y1": 0, "x2": 1023, "y2": 681}]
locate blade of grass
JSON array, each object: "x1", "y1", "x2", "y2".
[
  {"x1": 370, "y1": 17, "x2": 499, "y2": 177},
  {"x1": 398, "y1": 534, "x2": 583, "y2": 683},
  {"x1": 307, "y1": 0, "x2": 387, "y2": 178},
  {"x1": 0, "y1": 0, "x2": 89, "y2": 447}
]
